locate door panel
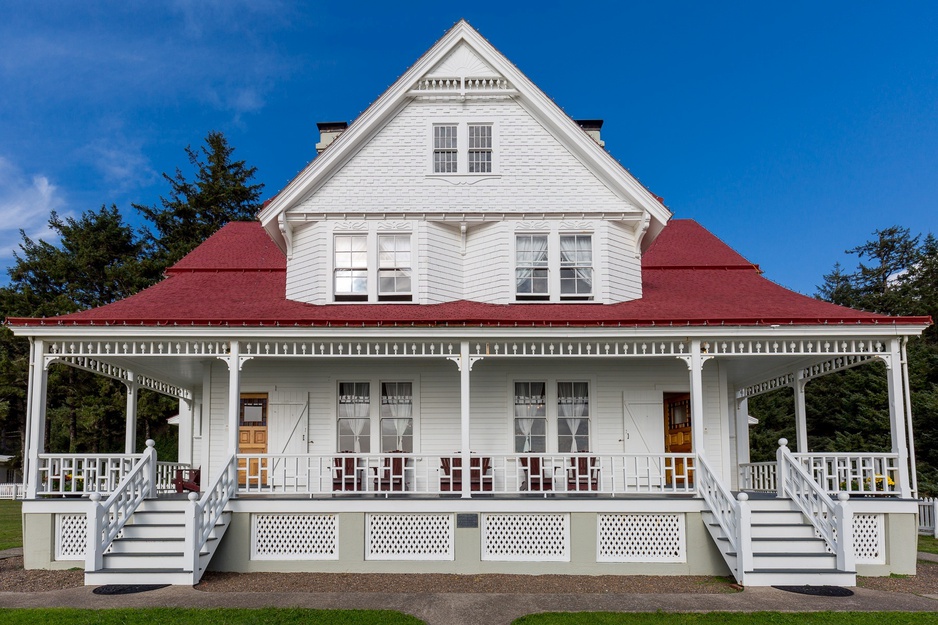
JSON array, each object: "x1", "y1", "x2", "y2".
[
  {"x1": 238, "y1": 394, "x2": 268, "y2": 486},
  {"x1": 663, "y1": 393, "x2": 693, "y2": 485}
]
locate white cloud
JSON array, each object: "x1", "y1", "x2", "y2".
[
  {"x1": 82, "y1": 136, "x2": 158, "y2": 194},
  {"x1": 0, "y1": 157, "x2": 67, "y2": 260}
]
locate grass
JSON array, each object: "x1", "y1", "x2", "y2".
[
  {"x1": 513, "y1": 613, "x2": 938, "y2": 625},
  {"x1": 919, "y1": 533, "x2": 938, "y2": 555},
  {"x1": 0, "y1": 608, "x2": 424, "y2": 625},
  {"x1": 0, "y1": 499, "x2": 22, "y2": 550}
]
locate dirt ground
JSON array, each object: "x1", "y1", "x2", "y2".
[{"x1": 2, "y1": 553, "x2": 937, "y2": 595}]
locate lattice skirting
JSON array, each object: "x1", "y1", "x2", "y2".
[
  {"x1": 482, "y1": 513, "x2": 569, "y2": 562},
  {"x1": 597, "y1": 513, "x2": 686, "y2": 562},
  {"x1": 365, "y1": 513, "x2": 454, "y2": 561},
  {"x1": 853, "y1": 513, "x2": 885, "y2": 564},
  {"x1": 252, "y1": 514, "x2": 339, "y2": 560},
  {"x1": 55, "y1": 514, "x2": 87, "y2": 561}
]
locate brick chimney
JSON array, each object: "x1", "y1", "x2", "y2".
[
  {"x1": 575, "y1": 119, "x2": 604, "y2": 147},
  {"x1": 316, "y1": 121, "x2": 349, "y2": 154}
]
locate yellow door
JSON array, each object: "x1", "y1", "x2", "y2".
[
  {"x1": 238, "y1": 393, "x2": 268, "y2": 487},
  {"x1": 664, "y1": 393, "x2": 693, "y2": 485}
]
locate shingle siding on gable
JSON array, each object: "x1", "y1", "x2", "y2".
[{"x1": 292, "y1": 99, "x2": 626, "y2": 214}]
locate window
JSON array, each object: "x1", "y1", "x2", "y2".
[
  {"x1": 378, "y1": 234, "x2": 412, "y2": 300},
  {"x1": 337, "y1": 382, "x2": 370, "y2": 452},
  {"x1": 559, "y1": 235, "x2": 593, "y2": 299},
  {"x1": 333, "y1": 230, "x2": 413, "y2": 302},
  {"x1": 557, "y1": 382, "x2": 590, "y2": 452},
  {"x1": 337, "y1": 380, "x2": 417, "y2": 453},
  {"x1": 430, "y1": 122, "x2": 494, "y2": 174},
  {"x1": 515, "y1": 232, "x2": 593, "y2": 302},
  {"x1": 514, "y1": 382, "x2": 547, "y2": 452},
  {"x1": 380, "y1": 382, "x2": 413, "y2": 452},
  {"x1": 515, "y1": 235, "x2": 549, "y2": 300},
  {"x1": 334, "y1": 234, "x2": 368, "y2": 301},
  {"x1": 468, "y1": 125, "x2": 492, "y2": 173},
  {"x1": 433, "y1": 125, "x2": 458, "y2": 173}
]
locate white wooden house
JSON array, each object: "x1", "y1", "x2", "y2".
[{"x1": 9, "y1": 21, "x2": 930, "y2": 587}]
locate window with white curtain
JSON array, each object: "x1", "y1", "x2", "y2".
[
  {"x1": 559, "y1": 235, "x2": 593, "y2": 299},
  {"x1": 380, "y1": 382, "x2": 413, "y2": 452},
  {"x1": 514, "y1": 381, "x2": 547, "y2": 452},
  {"x1": 515, "y1": 235, "x2": 549, "y2": 299},
  {"x1": 515, "y1": 231, "x2": 593, "y2": 302},
  {"x1": 557, "y1": 381, "x2": 590, "y2": 452},
  {"x1": 337, "y1": 382, "x2": 371, "y2": 452}
]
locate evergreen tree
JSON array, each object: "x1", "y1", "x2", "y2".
[{"x1": 134, "y1": 130, "x2": 264, "y2": 273}]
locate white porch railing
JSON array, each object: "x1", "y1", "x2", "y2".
[
  {"x1": 236, "y1": 453, "x2": 697, "y2": 496},
  {"x1": 740, "y1": 452, "x2": 901, "y2": 496},
  {"x1": 184, "y1": 455, "x2": 236, "y2": 580},
  {"x1": 85, "y1": 440, "x2": 157, "y2": 571},
  {"x1": 777, "y1": 439, "x2": 855, "y2": 572},
  {"x1": 38, "y1": 453, "x2": 141, "y2": 495},
  {"x1": 697, "y1": 453, "x2": 750, "y2": 579},
  {"x1": 156, "y1": 461, "x2": 190, "y2": 493}
]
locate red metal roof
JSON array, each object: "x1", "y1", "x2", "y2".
[{"x1": 6, "y1": 220, "x2": 931, "y2": 328}]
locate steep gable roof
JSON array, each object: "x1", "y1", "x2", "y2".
[
  {"x1": 258, "y1": 20, "x2": 672, "y2": 253},
  {"x1": 9, "y1": 220, "x2": 929, "y2": 329}
]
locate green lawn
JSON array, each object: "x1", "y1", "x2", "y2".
[
  {"x1": 0, "y1": 499, "x2": 22, "y2": 550},
  {"x1": 0, "y1": 608, "x2": 423, "y2": 625},
  {"x1": 514, "y1": 613, "x2": 938, "y2": 625},
  {"x1": 920, "y1": 533, "x2": 938, "y2": 555}
]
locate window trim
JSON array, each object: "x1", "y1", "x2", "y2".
[
  {"x1": 334, "y1": 377, "x2": 421, "y2": 453},
  {"x1": 512, "y1": 227, "x2": 595, "y2": 303},
  {"x1": 427, "y1": 120, "x2": 498, "y2": 178},
  {"x1": 509, "y1": 377, "x2": 595, "y2": 454},
  {"x1": 330, "y1": 224, "x2": 416, "y2": 303}
]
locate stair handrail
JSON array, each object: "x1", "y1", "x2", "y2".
[
  {"x1": 85, "y1": 440, "x2": 158, "y2": 572},
  {"x1": 776, "y1": 438, "x2": 855, "y2": 571},
  {"x1": 184, "y1": 454, "x2": 236, "y2": 575}
]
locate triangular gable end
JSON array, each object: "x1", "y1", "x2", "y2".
[{"x1": 259, "y1": 20, "x2": 671, "y2": 253}]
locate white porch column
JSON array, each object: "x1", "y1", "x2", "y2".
[
  {"x1": 793, "y1": 371, "x2": 808, "y2": 453},
  {"x1": 689, "y1": 340, "x2": 706, "y2": 458},
  {"x1": 124, "y1": 373, "x2": 138, "y2": 454},
  {"x1": 886, "y1": 338, "x2": 912, "y2": 498},
  {"x1": 459, "y1": 341, "x2": 471, "y2": 500},
  {"x1": 178, "y1": 398, "x2": 194, "y2": 466},
  {"x1": 901, "y1": 337, "x2": 918, "y2": 497},
  {"x1": 25, "y1": 339, "x2": 48, "y2": 499},
  {"x1": 227, "y1": 340, "x2": 242, "y2": 458},
  {"x1": 735, "y1": 396, "x2": 750, "y2": 466}
]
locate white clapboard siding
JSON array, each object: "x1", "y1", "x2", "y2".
[
  {"x1": 464, "y1": 222, "x2": 512, "y2": 304},
  {"x1": 422, "y1": 222, "x2": 464, "y2": 304},
  {"x1": 604, "y1": 221, "x2": 642, "y2": 302},
  {"x1": 285, "y1": 222, "x2": 327, "y2": 304}
]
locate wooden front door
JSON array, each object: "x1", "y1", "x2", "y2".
[
  {"x1": 238, "y1": 393, "x2": 268, "y2": 486},
  {"x1": 663, "y1": 393, "x2": 693, "y2": 485}
]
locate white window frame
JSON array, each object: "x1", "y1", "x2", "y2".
[
  {"x1": 330, "y1": 223, "x2": 416, "y2": 303},
  {"x1": 428, "y1": 120, "x2": 498, "y2": 177},
  {"x1": 512, "y1": 226, "x2": 595, "y2": 302},
  {"x1": 509, "y1": 377, "x2": 594, "y2": 453},
  {"x1": 334, "y1": 377, "x2": 420, "y2": 453}
]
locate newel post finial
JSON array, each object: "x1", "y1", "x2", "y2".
[{"x1": 778, "y1": 438, "x2": 788, "y2": 449}]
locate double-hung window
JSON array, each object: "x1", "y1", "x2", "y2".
[
  {"x1": 557, "y1": 381, "x2": 590, "y2": 453},
  {"x1": 337, "y1": 381, "x2": 415, "y2": 453},
  {"x1": 333, "y1": 230, "x2": 413, "y2": 302},
  {"x1": 515, "y1": 232, "x2": 593, "y2": 301},
  {"x1": 512, "y1": 380, "x2": 591, "y2": 453},
  {"x1": 431, "y1": 122, "x2": 494, "y2": 174}
]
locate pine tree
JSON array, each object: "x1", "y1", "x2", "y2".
[{"x1": 134, "y1": 130, "x2": 264, "y2": 273}]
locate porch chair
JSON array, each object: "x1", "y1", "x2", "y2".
[
  {"x1": 440, "y1": 455, "x2": 493, "y2": 492},
  {"x1": 172, "y1": 467, "x2": 201, "y2": 494},
  {"x1": 375, "y1": 452, "x2": 407, "y2": 493},
  {"x1": 520, "y1": 456, "x2": 553, "y2": 492},
  {"x1": 567, "y1": 455, "x2": 599, "y2": 492},
  {"x1": 332, "y1": 453, "x2": 361, "y2": 492}
]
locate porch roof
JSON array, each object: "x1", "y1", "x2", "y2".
[{"x1": 6, "y1": 220, "x2": 931, "y2": 329}]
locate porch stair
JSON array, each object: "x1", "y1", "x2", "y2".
[
  {"x1": 702, "y1": 496, "x2": 856, "y2": 587},
  {"x1": 84, "y1": 498, "x2": 230, "y2": 586}
]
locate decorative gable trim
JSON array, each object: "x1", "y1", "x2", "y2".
[{"x1": 259, "y1": 20, "x2": 671, "y2": 253}]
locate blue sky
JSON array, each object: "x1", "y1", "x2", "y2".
[{"x1": 1, "y1": 1, "x2": 936, "y2": 296}]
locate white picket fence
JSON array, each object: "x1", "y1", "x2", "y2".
[
  {"x1": 920, "y1": 497, "x2": 937, "y2": 537},
  {"x1": 0, "y1": 483, "x2": 23, "y2": 499}
]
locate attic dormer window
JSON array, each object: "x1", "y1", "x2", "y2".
[{"x1": 430, "y1": 122, "x2": 495, "y2": 175}]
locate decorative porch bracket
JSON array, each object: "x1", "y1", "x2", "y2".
[
  {"x1": 735, "y1": 354, "x2": 877, "y2": 400},
  {"x1": 47, "y1": 355, "x2": 192, "y2": 400}
]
